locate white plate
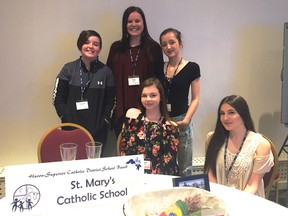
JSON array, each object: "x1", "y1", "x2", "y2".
[{"x1": 123, "y1": 187, "x2": 228, "y2": 216}]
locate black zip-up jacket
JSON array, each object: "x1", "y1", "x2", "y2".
[{"x1": 52, "y1": 58, "x2": 115, "y2": 143}]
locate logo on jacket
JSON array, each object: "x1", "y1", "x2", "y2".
[{"x1": 98, "y1": 81, "x2": 103, "y2": 85}]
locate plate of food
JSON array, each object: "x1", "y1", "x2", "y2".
[{"x1": 123, "y1": 187, "x2": 228, "y2": 216}]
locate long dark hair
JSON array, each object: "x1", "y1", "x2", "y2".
[
  {"x1": 138, "y1": 77, "x2": 170, "y2": 121},
  {"x1": 114, "y1": 6, "x2": 156, "y2": 61},
  {"x1": 204, "y1": 95, "x2": 255, "y2": 177}
]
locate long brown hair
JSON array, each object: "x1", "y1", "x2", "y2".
[
  {"x1": 137, "y1": 77, "x2": 171, "y2": 121},
  {"x1": 112, "y1": 6, "x2": 157, "y2": 62},
  {"x1": 204, "y1": 95, "x2": 255, "y2": 177}
]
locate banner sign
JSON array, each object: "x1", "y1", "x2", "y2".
[{"x1": 4, "y1": 155, "x2": 144, "y2": 215}]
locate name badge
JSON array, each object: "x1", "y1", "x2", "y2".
[
  {"x1": 167, "y1": 103, "x2": 171, "y2": 112},
  {"x1": 76, "y1": 100, "x2": 89, "y2": 110},
  {"x1": 144, "y1": 159, "x2": 151, "y2": 170},
  {"x1": 128, "y1": 76, "x2": 140, "y2": 86}
]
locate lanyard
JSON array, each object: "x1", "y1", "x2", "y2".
[
  {"x1": 143, "y1": 116, "x2": 164, "y2": 152},
  {"x1": 163, "y1": 58, "x2": 182, "y2": 101},
  {"x1": 129, "y1": 48, "x2": 140, "y2": 76},
  {"x1": 224, "y1": 130, "x2": 248, "y2": 183},
  {"x1": 79, "y1": 64, "x2": 95, "y2": 100}
]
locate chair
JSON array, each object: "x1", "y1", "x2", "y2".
[
  {"x1": 116, "y1": 133, "x2": 122, "y2": 156},
  {"x1": 37, "y1": 123, "x2": 94, "y2": 163},
  {"x1": 262, "y1": 134, "x2": 280, "y2": 203}
]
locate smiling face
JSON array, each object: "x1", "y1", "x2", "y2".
[
  {"x1": 126, "y1": 11, "x2": 144, "y2": 38},
  {"x1": 160, "y1": 31, "x2": 182, "y2": 59},
  {"x1": 80, "y1": 36, "x2": 101, "y2": 61},
  {"x1": 141, "y1": 84, "x2": 161, "y2": 112},
  {"x1": 219, "y1": 103, "x2": 245, "y2": 132}
]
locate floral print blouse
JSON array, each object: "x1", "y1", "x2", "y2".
[{"x1": 120, "y1": 113, "x2": 180, "y2": 175}]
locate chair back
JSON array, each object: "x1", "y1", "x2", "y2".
[
  {"x1": 38, "y1": 123, "x2": 94, "y2": 162},
  {"x1": 261, "y1": 134, "x2": 280, "y2": 198},
  {"x1": 116, "y1": 133, "x2": 122, "y2": 156}
]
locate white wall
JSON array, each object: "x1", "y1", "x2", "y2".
[{"x1": 1, "y1": 0, "x2": 288, "y2": 167}]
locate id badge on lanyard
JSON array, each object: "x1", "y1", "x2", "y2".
[
  {"x1": 128, "y1": 48, "x2": 141, "y2": 86},
  {"x1": 78, "y1": 62, "x2": 92, "y2": 110},
  {"x1": 76, "y1": 100, "x2": 89, "y2": 110},
  {"x1": 144, "y1": 158, "x2": 152, "y2": 170},
  {"x1": 166, "y1": 103, "x2": 171, "y2": 112},
  {"x1": 128, "y1": 75, "x2": 140, "y2": 86}
]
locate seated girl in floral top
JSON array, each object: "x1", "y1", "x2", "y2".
[{"x1": 120, "y1": 77, "x2": 180, "y2": 175}]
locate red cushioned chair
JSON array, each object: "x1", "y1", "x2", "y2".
[
  {"x1": 262, "y1": 135, "x2": 280, "y2": 203},
  {"x1": 37, "y1": 123, "x2": 94, "y2": 163}
]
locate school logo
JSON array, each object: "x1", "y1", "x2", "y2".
[
  {"x1": 126, "y1": 157, "x2": 142, "y2": 170},
  {"x1": 11, "y1": 184, "x2": 40, "y2": 212}
]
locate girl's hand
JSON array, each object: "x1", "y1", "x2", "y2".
[{"x1": 176, "y1": 120, "x2": 188, "y2": 129}]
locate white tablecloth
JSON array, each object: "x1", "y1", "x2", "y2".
[
  {"x1": 0, "y1": 174, "x2": 287, "y2": 215},
  {"x1": 144, "y1": 174, "x2": 288, "y2": 216}
]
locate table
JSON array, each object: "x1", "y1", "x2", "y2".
[
  {"x1": 144, "y1": 174, "x2": 288, "y2": 216},
  {"x1": 210, "y1": 182, "x2": 287, "y2": 215},
  {"x1": 0, "y1": 174, "x2": 287, "y2": 215}
]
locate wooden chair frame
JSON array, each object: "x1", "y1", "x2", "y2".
[
  {"x1": 262, "y1": 134, "x2": 280, "y2": 202},
  {"x1": 116, "y1": 133, "x2": 122, "y2": 156},
  {"x1": 37, "y1": 123, "x2": 94, "y2": 162}
]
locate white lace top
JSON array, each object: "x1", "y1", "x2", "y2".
[{"x1": 215, "y1": 132, "x2": 274, "y2": 197}]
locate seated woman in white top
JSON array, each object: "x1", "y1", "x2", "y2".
[
  {"x1": 204, "y1": 95, "x2": 274, "y2": 197},
  {"x1": 119, "y1": 78, "x2": 180, "y2": 175}
]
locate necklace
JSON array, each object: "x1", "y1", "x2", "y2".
[{"x1": 224, "y1": 130, "x2": 248, "y2": 183}]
